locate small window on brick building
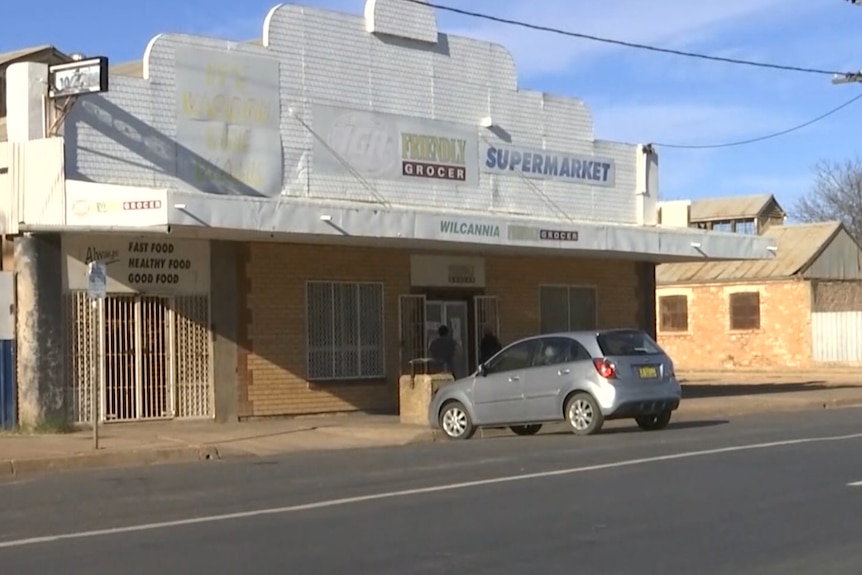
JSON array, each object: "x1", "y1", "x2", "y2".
[
  {"x1": 729, "y1": 291, "x2": 760, "y2": 330},
  {"x1": 658, "y1": 295, "x2": 688, "y2": 332}
]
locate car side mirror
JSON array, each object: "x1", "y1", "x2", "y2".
[{"x1": 477, "y1": 363, "x2": 487, "y2": 377}]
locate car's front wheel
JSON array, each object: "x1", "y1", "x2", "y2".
[
  {"x1": 565, "y1": 393, "x2": 604, "y2": 436},
  {"x1": 439, "y1": 401, "x2": 476, "y2": 440},
  {"x1": 635, "y1": 410, "x2": 672, "y2": 431},
  {"x1": 510, "y1": 424, "x2": 542, "y2": 436}
]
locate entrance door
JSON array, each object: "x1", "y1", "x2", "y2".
[
  {"x1": 426, "y1": 300, "x2": 470, "y2": 378},
  {"x1": 103, "y1": 296, "x2": 172, "y2": 421}
]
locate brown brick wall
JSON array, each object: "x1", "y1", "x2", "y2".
[
  {"x1": 240, "y1": 244, "x2": 643, "y2": 417},
  {"x1": 656, "y1": 280, "x2": 812, "y2": 369}
]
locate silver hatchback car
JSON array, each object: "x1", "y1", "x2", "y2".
[{"x1": 429, "y1": 328, "x2": 682, "y2": 440}]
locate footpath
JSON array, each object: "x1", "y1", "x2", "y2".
[{"x1": 1, "y1": 369, "x2": 860, "y2": 479}]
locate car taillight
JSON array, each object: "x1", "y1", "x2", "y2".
[{"x1": 593, "y1": 358, "x2": 616, "y2": 379}]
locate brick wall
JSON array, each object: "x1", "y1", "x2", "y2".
[
  {"x1": 485, "y1": 254, "x2": 641, "y2": 343},
  {"x1": 656, "y1": 280, "x2": 812, "y2": 369},
  {"x1": 239, "y1": 243, "x2": 643, "y2": 417}
]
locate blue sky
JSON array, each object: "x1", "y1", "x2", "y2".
[{"x1": 5, "y1": 0, "x2": 862, "y2": 215}]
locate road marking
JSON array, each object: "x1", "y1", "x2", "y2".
[
  {"x1": 1, "y1": 431, "x2": 861, "y2": 550},
  {"x1": 848, "y1": 480, "x2": 862, "y2": 487}
]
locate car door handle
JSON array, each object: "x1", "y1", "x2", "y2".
[
  {"x1": 558, "y1": 368, "x2": 571, "y2": 375},
  {"x1": 509, "y1": 376, "x2": 520, "y2": 382}
]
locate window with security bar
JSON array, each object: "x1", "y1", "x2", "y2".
[
  {"x1": 729, "y1": 291, "x2": 761, "y2": 330},
  {"x1": 658, "y1": 295, "x2": 688, "y2": 332},
  {"x1": 306, "y1": 281, "x2": 385, "y2": 380},
  {"x1": 539, "y1": 285, "x2": 598, "y2": 333}
]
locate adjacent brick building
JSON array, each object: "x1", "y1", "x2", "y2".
[{"x1": 656, "y1": 217, "x2": 862, "y2": 370}]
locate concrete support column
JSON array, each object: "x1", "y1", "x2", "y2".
[
  {"x1": 210, "y1": 240, "x2": 239, "y2": 423},
  {"x1": 636, "y1": 261, "x2": 657, "y2": 339},
  {"x1": 15, "y1": 233, "x2": 65, "y2": 429},
  {"x1": 5, "y1": 62, "x2": 48, "y2": 143}
]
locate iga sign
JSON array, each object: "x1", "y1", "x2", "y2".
[
  {"x1": 65, "y1": 181, "x2": 167, "y2": 227},
  {"x1": 482, "y1": 143, "x2": 615, "y2": 187},
  {"x1": 63, "y1": 235, "x2": 210, "y2": 295},
  {"x1": 311, "y1": 104, "x2": 478, "y2": 185}
]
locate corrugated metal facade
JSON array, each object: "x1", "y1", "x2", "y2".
[
  {"x1": 812, "y1": 311, "x2": 862, "y2": 364},
  {"x1": 61, "y1": 1, "x2": 642, "y2": 224}
]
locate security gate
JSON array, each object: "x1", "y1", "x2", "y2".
[
  {"x1": 398, "y1": 294, "x2": 426, "y2": 373},
  {"x1": 103, "y1": 296, "x2": 171, "y2": 421},
  {"x1": 65, "y1": 292, "x2": 213, "y2": 423}
]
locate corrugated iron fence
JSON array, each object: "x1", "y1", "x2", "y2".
[{"x1": 812, "y1": 311, "x2": 862, "y2": 365}]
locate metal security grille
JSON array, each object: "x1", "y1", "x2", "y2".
[
  {"x1": 175, "y1": 295, "x2": 213, "y2": 418},
  {"x1": 473, "y1": 295, "x2": 500, "y2": 359},
  {"x1": 306, "y1": 282, "x2": 385, "y2": 380},
  {"x1": 539, "y1": 285, "x2": 598, "y2": 333},
  {"x1": 64, "y1": 292, "x2": 97, "y2": 423},
  {"x1": 138, "y1": 296, "x2": 170, "y2": 419},
  {"x1": 398, "y1": 294, "x2": 426, "y2": 373},
  {"x1": 64, "y1": 292, "x2": 213, "y2": 423},
  {"x1": 103, "y1": 296, "x2": 139, "y2": 421}
]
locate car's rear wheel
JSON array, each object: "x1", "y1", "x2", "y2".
[
  {"x1": 565, "y1": 393, "x2": 604, "y2": 436},
  {"x1": 510, "y1": 424, "x2": 542, "y2": 436},
  {"x1": 439, "y1": 401, "x2": 476, "y2": 440},
  {"x1": 635, "y1": 409, "x2": 672, "y2": 431}
]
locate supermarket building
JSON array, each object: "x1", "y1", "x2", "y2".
[{"x1": 0, "y1": 0, "x2": 775, "y2": 428}]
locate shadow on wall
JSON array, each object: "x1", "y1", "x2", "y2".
[
  {"x1": 681, "y1": 381, "x2": 856, "y2": 399},
  {"x1": 63, "y1": 94, "x2": 269, "y2": 198}
]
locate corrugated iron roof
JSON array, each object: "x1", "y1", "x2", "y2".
[
  {"x1": 111, "y1": 61, "x2": 144, "y2": 77},
  {"x1": 0, "y1": 45, "x2": 68, "y2": 68},
  {"x1": 689, "y1": 193, "x2": 779, "y2": 222},
  {"x1": 656, "y1": 221, "x2": 843, "y2": 285}
]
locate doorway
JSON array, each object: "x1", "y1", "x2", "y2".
[
  {"x1": 425, "y1": 300, "x2": 469, "y2": 378},
  {"x1": 398, "y1": 294, "x2": 500, "y2": 378},
  {"x1": 103, "y1": 296, "x2": 171, "y2": 421}
]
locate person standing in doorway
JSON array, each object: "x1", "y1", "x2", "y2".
[
  {"x1": 479, "y1": 327, "x2": 502, "y2": 365},
  {"x1": 429, "y1": 324, "x2": 459, "y2": 378}
]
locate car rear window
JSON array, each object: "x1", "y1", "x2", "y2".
[{"x1": 596, "y1": 330, "x2": 663, "y2": 356}]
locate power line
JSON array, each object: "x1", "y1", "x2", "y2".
[
  {"x1": 652, "y1": 92, "x2": 862, "y2": 149},
  {"x1": 405, "y1": 0, "x2": 845, "y2": 76}
]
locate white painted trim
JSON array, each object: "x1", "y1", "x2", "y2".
[{"x1": 165, "y1": 190, "x2": 777, "y2": 263}]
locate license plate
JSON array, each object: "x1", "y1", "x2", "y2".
[{"x1": 637, "y1": 365, "x2": 658, "y2": 379}]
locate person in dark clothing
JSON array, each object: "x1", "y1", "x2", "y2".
[
  {"x1": 479, "y1": 328, "x2": 502, "y2": 365},
  {"x1": 429, "y1": 324, "x2": 459, "y2": 377}
]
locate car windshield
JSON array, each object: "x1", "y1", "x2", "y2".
[{"x1": 596, "y1": 330, "x2": 663, "y2": 356}]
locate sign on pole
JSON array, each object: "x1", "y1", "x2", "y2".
[
  {"x1": 48, "y1": 56, "x2": 109, "y2": 99},
  {"x1": 86, "y1": 261, "x2": 106, "y2": 450},
  {"x1": 87, "y1": 261, "x2": 107, "y2": 300}
]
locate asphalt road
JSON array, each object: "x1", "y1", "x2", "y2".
[{"x1": 1, "y1": 408, "x2": 862, "y2": 574}]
